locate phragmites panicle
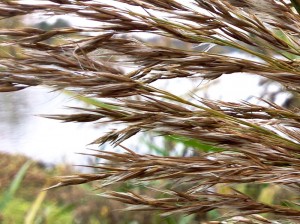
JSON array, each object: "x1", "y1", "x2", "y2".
[{"x1": 0, "y1": 0, "x2": 300, "y2": 222}]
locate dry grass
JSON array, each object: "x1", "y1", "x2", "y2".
[{"x1": 1, "y1": 0, "x2": 300, "y2": 222}]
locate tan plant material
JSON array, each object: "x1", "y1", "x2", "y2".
[{"x1": 1, "y1": 0, "x2": 300, "y2": 222}]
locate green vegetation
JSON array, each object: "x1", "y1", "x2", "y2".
[{"x1": 0, "y1": 153, "x2": 202, "y2": 223}]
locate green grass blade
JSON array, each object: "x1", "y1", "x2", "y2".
[
  {"x1": 63, "y1": 90, "x2": 119, "y2": 110},
  {"x1": 25, "y1": 190, "x2": 47, "y2": 224},
  {"x1": 166, "y1": 135, "x2": 225, "y2": 153},
  {"x1": 0, "y1": 160, "x2": 32, "y2": 210}
]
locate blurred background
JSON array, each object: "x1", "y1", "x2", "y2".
[{"x1": 0, "y1": 7, "x2": 298, "y2": 224}]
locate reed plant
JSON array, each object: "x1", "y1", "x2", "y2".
[{"x1": 1, "y1": 0, "x2": 300, "y2": 222}]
